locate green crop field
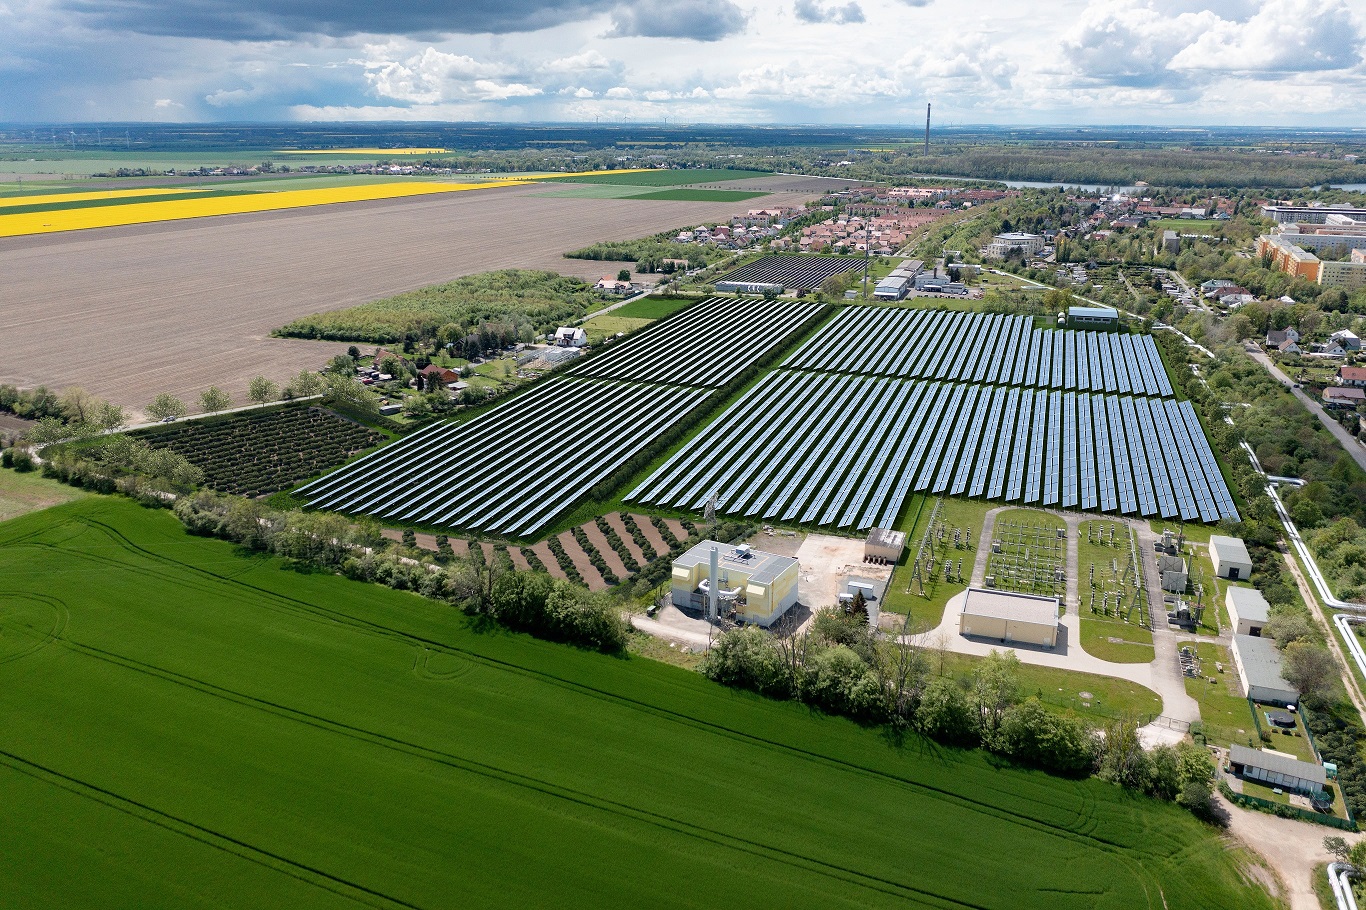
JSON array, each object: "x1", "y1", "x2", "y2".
[
  {"x1": 0, "y1": 498, "x2": 1277, "y2": 910},
  {"x1": 610, "y1": 296, "x2": 695, "y2": 320},
  {"x1": 545, "y1": 168, "x2": 769, "y2": 186},
  {"x1": 629, "y1": 189, "x2": 769, "y2": 202}
]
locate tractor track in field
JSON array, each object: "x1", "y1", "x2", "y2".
[{"x1": 4, "y1": 511, "x2": 1169, "y2": 906}]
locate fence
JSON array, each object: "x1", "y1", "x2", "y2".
[{"x1": 1219, "y1": 782, "x2": 1358, "y2": 831}]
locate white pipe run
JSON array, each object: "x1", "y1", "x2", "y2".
[{"x1": 1329, "y1": 862, "x2": 1359, "y2": 910}]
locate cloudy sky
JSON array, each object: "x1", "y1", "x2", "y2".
[{"x1": 2, "y1": 0, "x2": 1364, "y2": 124}]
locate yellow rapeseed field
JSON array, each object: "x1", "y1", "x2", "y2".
[
  {"x1": 0, "y1": 179, "x2": 529, "y2": 238},
  {"x1": 0, "y1": 187, "x2": 198, "y2": 208}
]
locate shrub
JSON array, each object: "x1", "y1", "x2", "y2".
[{"x1": 700, "y1": 626, "x2": 793, "y2": 698}]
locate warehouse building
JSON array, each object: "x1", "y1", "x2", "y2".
[
  {"x1": 1232, "y1": 633, "x2": 1299, "y2": 705},
  {"x1": 958, "y1": 588, "x2": 1060, "y2": 648},
  {"x1": 1065, "y1": 305, "x2": 1119, "y2": 330},
  {"x1": 671, "y1": 540, "x2": 799, "y2": 628},
  {"x1": 874, "y1": 275, "x2": 910, "y2": 300},
  {"x1": 1226, "y1": 586, "x2": 1271, "y2": 636},
  {"x1": 1228, "y1": 745, "x2": 1327, "y2": 797},
  {"x1": 1210, "y1": 535, "x2": 1253, "y2": 580},
  {"x1": 983, "y1": 231, "x2": 1045, "y2": 259}
]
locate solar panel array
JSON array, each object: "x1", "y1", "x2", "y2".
[
  {"x1": 302, "y1": 298, "x2": 822, "y2": 536},
  {"x1": 572, "y1": 296, "x2": 822, "y2": 387},
  {"x1": 629, "y1": 372, "x2": 1237, "y2": 530},
  {"x1": 300, "y1": 377, "x2": 712, "y2": 537},
  {"x1": 783, "y1": 307, "x2": 1175, "y2": 396},
  {"x1": 716, "y1": 254, "x2": 864, "y2": 290}
]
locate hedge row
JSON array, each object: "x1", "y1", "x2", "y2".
[
  {"x1": 545, "y1": 536, "x2": 585, "y2": 586},
  {"x1": 595, "y1": 516, "x2": 642, "y2": 574},
  {"x1": 572, "y1": 527, "x2": 618, "y2": 586}
]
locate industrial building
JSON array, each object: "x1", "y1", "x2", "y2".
[
  {"x1": 1158, "y1": 229, "x2": 1180, "y2": 256},
  {"x1": 1210, "y1": 535, "x2": 1253, "y2": 581},
  {"x1": 1226, "y1": 586, "x2": 1270, "y2": 636},
  {"x1": 958, "y1": 588, "x2": 1060, "y2": 648},
  {"x1": 671, "y1": 540, "x2": 800, "y2": 628},
  {"x1": 1065, "y1": 305, "x2": 1119, "y2": 330},
  {"x1": 864, "y1": 527, "x2": 906, "y2": 564},
  {"x1": 1231, "y1": 633, "x2": 1299, "y2": 705},
  {"x1": 1261, "y1": 203, "x2": 1366, "y2": 224},
  {"x1": 1228, "y1": 744, "x2": 1327, "y2": 797},
  {"x1": 874, "y1": 275, "x2": 910, "y2": 300}
]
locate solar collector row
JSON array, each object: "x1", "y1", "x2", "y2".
[
  {"x1": 629, "y1": 371, "x2": 1237, "y2": 528},
  {"x1": 785, "y1": 306, "x2": 1173, "y2": 396},
  {"x1": 300, "y1": 376, "x2": 712, "y2": 536},
  {"x1": 572, "y1": 295, "x2": 822, "y2": 387},
  {"x1": 716, "y1": 254, "x2": 865, "y2": 290}
]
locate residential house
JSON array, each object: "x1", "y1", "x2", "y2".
[
  {"x1": 1330, "y1": 329, "x2": 1361, "y2": 351},
  {"x1": 594, "y1": 277, "x2": 633, "y2": 295},
  {"x1": 553, "y1": 327, "x2": 588, "y2": 347},
  {"x1": 418, "y1": 364, "x2": 461, "y2": 386},
  {"x1": 1324, "y1": 387, "x2": 1366, "y2": 408},
  {"x1": 1338, "y1": 365, "x2": 1366, "y2": 388},
  {"x1": 1266, "y1": 328, "x2": 1301, "y2": 348}
]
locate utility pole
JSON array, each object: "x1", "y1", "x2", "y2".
[{"x1": 924, "y1": 103, "x2": 931, "y2": 157}]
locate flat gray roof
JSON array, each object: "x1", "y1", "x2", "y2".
[
  {"x1": 1068, "y1": 305, "x2": 1118, "y2": 319},
  {"x1": 962, "y1": 587, "x2": 1059, "y2": 627},
  {"x1": 1210, "y1": 534, "x2": 1252, "y2": 566},
  {"x1": 866, "y1": 527, "x2": 906, "y2": 549},
  {"x1": 674, "y1": 539, "x2": 797, "y2": 587},
  {"x1": 1227, "y1": 586, "x2": 1270, "y2": 623},
  {"x1": 1234, "y1": 634, "x2": 1298, "y2": 696},
  {"x1": 1229, "y1": 744, "x2": 1326, "y2": 786}
]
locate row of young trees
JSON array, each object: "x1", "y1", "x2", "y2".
[
  {"x1": 172, "y1": 491, "x2": 628, "y2": 653},
  {"x1": 702, "y1": 615, "x2": 1215, "y2": 813}
]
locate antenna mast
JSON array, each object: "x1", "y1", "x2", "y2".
[{"x1": 924, "y1": 103, "x2": 931, "y2": 156}]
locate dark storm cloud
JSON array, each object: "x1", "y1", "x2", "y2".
[
  {"x1": 56, "y1": 0, "x2": 615, "y2": 40},
  {"x1": 607, "y1": 0, "x2": 748, "y2": 41}
]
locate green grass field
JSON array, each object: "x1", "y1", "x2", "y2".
[
  {"x1": 611, "y1": 296, "x2": 695, "y2": 319},
  {"x1": 0, "y1": 497, "x2": 1277, "y2": 910},
  {"x1": 1182, "y1": 641, "x2": 1258, "y2": 748},
  {"x1": 629, "y1": 189, "x2": 768, "y2": 202},
  {"x1": 0, "y1": 467, "x2": 87, "y2": 522},
  {"x1": 543, "y1": 168, "x2": 769, "y2": 186},
  {"x1": 882, "y1": 497, "x2": 990, "y2": 631}
]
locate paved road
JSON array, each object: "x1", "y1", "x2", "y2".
[{"x1": 1247, "y1": 345, "x2": 1366, "y2": 475}]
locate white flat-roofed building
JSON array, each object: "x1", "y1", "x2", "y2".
[
  {"x1": 958, "y1": 587, "x2": 1059, "y2": 648},
  {"x1": 1066, "y1": 305, "x2": 1119, "y2": 330},
  {"x1": 1226, "y1": 586, "x2": 1270, "y2": 636},
  {"x1": 671, "y1": 540, "x2": 799, "y2": 628},
  {"x1": 983, "y1": 231, "x2": 1045, "y2": 259},
  {"x1": 1232, "y1": 633, "x2": 1299, "y2": 705},
  {"x1": 1210, "y1": 535, "x2": 1253, "y2": 581}
]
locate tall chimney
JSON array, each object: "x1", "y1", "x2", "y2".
[{"x1": 924, "y1": 103, "x2": 931, "y2": 157}]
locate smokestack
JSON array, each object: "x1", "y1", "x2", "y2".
[
  {"x1": 709, "y1": 546, "x2": 719, "y2": 622},
  {"x1": 924, "y1": 103, "x2": 931, "y2": 157}
]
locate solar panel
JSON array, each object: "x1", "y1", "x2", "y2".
[
  {"x1": 969, "y1": 387, "x2": 1006, "y2": 498},
  {"x1": 1091, "y1": 395, "x2": 1117, "y2": 512},
  {"x1": 1050, "y1": 331, "x2": 1064, "y2": 389},
  {"x1": 1064, "y1": 332, "x2": 1078, "y2": 391},
  {"x1": 1042, "y1": 389, "x2": 1062, "y2": 505},
  {"x1": 1119, "y1": 396, "x2": 1157, "y2": 516},
  {"x1": 1106, "y1": 396, "x2": 1137, "y2": 514},
  {"x1": 1024, "y1": 389, "x2": 1048, "y2": 503},
  {"x1": 1006, "y1": 388, "x2": 1034, "y2": 501},
  {"x1": 1134, "y1": 396, "x2": 1178, "y2": 518},
  {"x1": 989, "y1": 388, "x2": 1021, "y2": 500},
  {"x1": 1061, "y1": 392, "x2": 1079, "y2": 508},
  {"x1": 917, "y1": 385, "x2": 968, "y2": 490},
  {"x1": 1075, "y1": 332, "x2": 1092, "y2": 392},
  {"x1": 951, "y1": 386, "x2": 994, "y2": 495},
  {"x1": 1108, "y1": 334, "x2": 1131, "y2": 394},
  {"x1": 846, "y1": 381, "x2": 929, "y2": 528},
  {"x1": 935, "y1": 386, "x2": 982, "y2": 493}
]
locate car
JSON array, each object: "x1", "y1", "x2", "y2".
[{"x1": 161, "y1": 416, "x2": 177, "y2": 423}]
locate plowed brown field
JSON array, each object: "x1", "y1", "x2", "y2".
[{"x1": 2, "y1": 182, "x2": 816, "y2": 418}]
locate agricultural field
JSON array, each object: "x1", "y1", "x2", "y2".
[
  {"x1": 1077, "y1": 519, "x2": 1154, "y2": 662},
  {"x1": 716, "y1": 253, "x2": 864, "y2": 290},
  {"x1": 300, "y1": 377, "x2": 713, "y2": 537},
  {"x1": 541, "y1": 168, "x2": 770, "y2": 186},
  {"x1": 0, "y1": 497, "x2": 1281, "y2": 910},
  {"x1": 0, "y1": 179, "x2": 530, "y2": 238},
  {"x1": 571, "y1": 296, "x2": 824, "y2": 387},
  {"x1": 1, "y1": 181, "x2": 821, "y2": 417},
  {"x1": 629, "y1": 189, "x2": 768, "y2": 202},
  {"x1": 137, "y1": 406, "x2": 386, "y2": 497},
  {"x1": 786, "y1": 307, "x2": 1175, "y2": 397}
]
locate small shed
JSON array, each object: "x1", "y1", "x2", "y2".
[
  {"x1": 1228, "y1": 744, "x2": 1326, "y2": 796},
  {"x1": 1232, "y1": 633, "x2": 1299, "y2": 706},
  {"x1": 1226, "y1": 586, "x2": 1270, "y2": 636},
  {"x1": 1210, "y1": 535, "x2": 1253, "y2": 581},
  {"x1": 959, "y1": 588, "x2": 1059, "y2": 648},
  {"x1": 864, "y1": 527, "x2": 906, "y2": 564}
]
